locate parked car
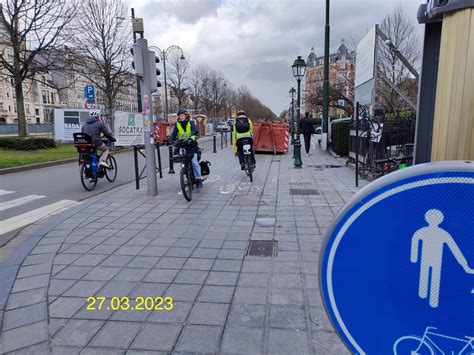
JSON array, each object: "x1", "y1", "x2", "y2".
[{"x1": 216, "y1": 121, "x2": 229, "y2": 132}]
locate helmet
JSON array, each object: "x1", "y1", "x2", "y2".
[
  {"x1": 89, "y1": 109, "x2": 100, "y2": 118},
  {"x1": 237, "y1": 110, "x2": 246, "y2": 117},
  {"x1": 177, "y1": 108, "x2": 188, "y2": 116}
]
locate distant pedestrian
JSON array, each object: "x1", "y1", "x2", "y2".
[{"x1": 300, "y1": 112, "x2": 314, "y2": 156}]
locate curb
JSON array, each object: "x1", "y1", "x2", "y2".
[{"x1": 0, "y1": 147, "x2": 134, "y2": 175}]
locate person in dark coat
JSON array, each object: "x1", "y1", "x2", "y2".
[{"x1": 300, "y1": 112, "x2": 314, "y2": 156}]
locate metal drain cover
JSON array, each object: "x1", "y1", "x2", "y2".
[
  {"x1": 307, "y1": 165, "x2": 344, "y2": 169},
  {"x1": 247, "y1": 240, "x2": 277, "y2": 256},
  {"x1": 290, "y1": 188, "x2": 320, "y2": 195}
]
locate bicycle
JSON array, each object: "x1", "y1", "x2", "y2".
[
  {"x1": 393, "y1": 326, "x2": 474, "y2": 355},
  {"x1": 241, "y1": 138, "x2": 255, "y2": 182},
  {"x1": 173, "y1": 139, "x2": 198, "y2": 201},
  {"x1": 73, "y1": 133, "x2": 117, "y2": 191}
]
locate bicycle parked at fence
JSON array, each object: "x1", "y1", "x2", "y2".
[
  {"x1": 393, "y1": 326, "x2": 474, "y2": 355},
  {"x1": 240, "y1": 138, "x2": 255, "y2": 182},
  {"x1": 73, "y1": 133, "x2": 117, "y2": 191}
]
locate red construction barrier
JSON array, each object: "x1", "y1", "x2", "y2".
[
  {"x1": 253, "y1": 121, "x2": 290, "y2": 154},
  {"x1": 153, "y1": 122, "x2": 174, "y2": 144}
]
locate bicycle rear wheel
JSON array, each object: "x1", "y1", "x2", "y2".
[
  {"x1": 245, "y1": 155, "x2": 253, "y2": 182},
  {"x1": 180, "y1": 166, "x2": 192, "y2": 201},
  {"x1": 105, "y1": 155, "x2": 117, "y2": 182},
  {"x1": 80, "y1": 163, "x2": 97, "y2": 191}
]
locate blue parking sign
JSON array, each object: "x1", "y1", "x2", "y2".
[
  {"x1": 320, "y1": 162, "x2": 474, "y2": 354},
  {"x1": 84, "y1": 85, "x2": 95, "y2": 104}
]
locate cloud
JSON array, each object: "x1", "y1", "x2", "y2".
[{"x1": 125, "y1": 0, "x2": 423, "y2": 114}]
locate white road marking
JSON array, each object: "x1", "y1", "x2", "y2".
[
  {"x1": 0, "y1": 200, "x2": 79, "y2": 235},
  {"x1": 0, "y1": 195, "x2": 45, "y2": 212},
  {"x1": 0, "y1": 190, "x2": 15, "y2": 196}
]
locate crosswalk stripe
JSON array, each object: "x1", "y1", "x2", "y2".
[
  {"x1": 0, "y1": 195, "x2": 46, "y2": 212},
  {"x1": 0, "y1": 200, "x2": 79, "y2": 235},
  {"x1": 0, "y1": 190, "x2": 15, "y2": 196}
]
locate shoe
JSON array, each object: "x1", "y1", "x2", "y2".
[
  {"x1": 196, "y1": 180, "x2": 203, "y2": 188},
  {"x1": 99, "y1": 161, "x2": 110, "y2": 168},
  {"x1": 241, "y1": 163, "x2": 245, "y2": 170}
]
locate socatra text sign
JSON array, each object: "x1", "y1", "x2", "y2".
[{"x1": 115, "y1": 112, "x2": 144, "y2": 146}]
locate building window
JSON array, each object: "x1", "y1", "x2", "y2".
[
  {"x1": 51, "y1": 92, "x2": 55, "y2": 104},
  {"x1": 25, "y1": 104, "x2": 30, "y2": 114},
  {"x1": 35, "y1": 108, "x2": 39, "y2": 115},
  {"x1": 42, "y1": 90, "x2": 48, "y2": 104}
]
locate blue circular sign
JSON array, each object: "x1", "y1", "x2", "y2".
[{"x1": 320, "y1": 162, "x2": 474, "y2": 354}]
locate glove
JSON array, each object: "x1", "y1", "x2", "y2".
[
  {"x1": 190, "y1": 135, "x2": 197, "y2": 141},
  {"x1": 110, "y1": 137, "x2": 117, "y2": 143}
]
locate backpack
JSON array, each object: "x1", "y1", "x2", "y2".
[
  {"x1": 235, "y1": 117, "x2": 250, "y2": 133},
  {"x1": 200, "y1": 160, "x2": 211, "y2": 177}
]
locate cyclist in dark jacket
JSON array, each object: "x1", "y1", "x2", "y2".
[{"x1": 81, "y1": 110, "x2": 116, "y2": 168}]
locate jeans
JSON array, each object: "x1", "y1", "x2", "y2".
[{"x1": 191, "y1": 153, "x2": 202, "y2": 180}]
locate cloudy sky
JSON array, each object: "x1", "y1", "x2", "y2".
[{"x1": 123, "y1": 0, "x2": 424, "y2": 115}]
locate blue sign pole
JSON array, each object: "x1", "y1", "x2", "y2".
[{"x1": 320, "y1": 161, "x2": 474, "y2": 354}]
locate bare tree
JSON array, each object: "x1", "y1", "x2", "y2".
[
  {"x1": 187, "y1": 67, "x2": 202, "y2": 114},
  {"x1": 377, "y1": 5, "x2": 421, "y2": 112},
  {"x1": 167, "y1": 51, "x2": 190, "y2": 110},
  {"x1": 0, "y1": 0, "x2": 77, "y2": 137},
  {"x1": 70, "y1": 0, "x2": 133, "y2": 130}
]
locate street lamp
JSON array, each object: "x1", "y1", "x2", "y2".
[
  {"x1": 289, "y1": 87, "x2": 296, "y2": 146},
  {"x1": 149, "y1": 45, "x2": 185, "y2": 122},
  {"x1": 322, "y1": 0, "x2": 330, "y2": 150},
  {"x1": 292, "y1": 56, "x2": 306, "y2": 168}
]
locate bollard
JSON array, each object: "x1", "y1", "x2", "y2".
[
  {"x1": 221, "y1": 132, "x2": 223, "y2": 150},
  {"x1": 156, "y1": 143, "x2": 163, "y2": 179},
  {"x1": 168, "y1": 145, "x2": 175, "y2": 174},
  {"x1": 213, "y1": 135, "x2": 217, "y2": 153},
  {"x1": 134, "y1": 145, "x2": 140, "y2": 190}
]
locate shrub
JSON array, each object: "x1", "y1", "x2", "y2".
[
  {"x1": 331, "y1": 121, "x2": 350, "y2": 156},
  {"x1": 0, "y1": 137, "x2": 56, "y2": 151}
]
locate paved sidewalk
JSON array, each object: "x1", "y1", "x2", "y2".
[{"x1": 1, "y1": 143, "x2": 367, "y2": 354}]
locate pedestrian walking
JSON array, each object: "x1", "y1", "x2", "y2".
[{"x1": 300, "y1": 112, "x2": 314, "y2": 156}]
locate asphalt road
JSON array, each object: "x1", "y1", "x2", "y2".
[{"x1": 0, "y1": 135, "x2": 221, "y2": 244}]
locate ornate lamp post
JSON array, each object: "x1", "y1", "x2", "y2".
[
  {"x1": 292, "y1": 56, "x2": 306, "y2": 168},
  {"x1": 149, "y1": 45, "x2": 185, "y2": 121},
  {"x1": 289, "y1": 87, "x2": 296, "y2": 146}
]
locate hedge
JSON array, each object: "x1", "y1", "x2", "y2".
[
  {"x1": 0, "y1": 137, "x2": 57, "y2": 151},
  {"x1": 332, "y1": 121, "x2": 350, "y2": 156}
]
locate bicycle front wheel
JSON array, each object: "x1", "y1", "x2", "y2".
[
  {"x1": 393, "y1": 336, "x2": 435, "y2": 355},
  {"x1": 180, "y1": 166, "x2": 192, "y2": 201},
  {"x1": 80, "y1": 163, "x2": 97, "y2": 191},
  {"x1": 105, "y1": 155, "x2": 117, "y2": 182}
]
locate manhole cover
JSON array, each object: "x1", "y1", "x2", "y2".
[
  {"x1": 290, "y1": 188, "x2": 320, "y2": 195},
  {"x1": 231, "y1": 195, "x2": 260, "y2": 205},
  {"x1": 246, "y1": 240, "x2": 278, "y2": 256}
]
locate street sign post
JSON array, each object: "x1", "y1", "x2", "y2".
[{"x1": 320, "y1": 161, "x2": 474, "y2": 354}]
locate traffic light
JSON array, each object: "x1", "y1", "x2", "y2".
[
  {"x1": 148, "y1": 51, "x2": 161, "y2": 92},
  {"x1": 130, "y1": 44, "x2": 144, "y2": 76}
]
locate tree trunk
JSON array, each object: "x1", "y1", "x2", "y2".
[
  {"x1": 106, "y1": 94, "x2": 114, "y2": 134},
  {"x1": 15, "y1": 78, "x2": 27, "y2": 137}
]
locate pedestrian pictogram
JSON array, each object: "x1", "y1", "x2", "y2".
[{"x1": 319, "y1": 161, "x2": 474, "y2": 354}]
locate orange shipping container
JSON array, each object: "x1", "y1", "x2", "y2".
[{"x1": 253, "y1": 121, "x2": 290, "y2": 154}]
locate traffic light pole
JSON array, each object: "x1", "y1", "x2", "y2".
[{"x1": 134, "y1": 38, "x2": 158, "y2": 196}]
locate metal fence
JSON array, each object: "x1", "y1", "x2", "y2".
[
  {"x1": 349, "y1": 115, "x2": 416, "y2": 180},
  {"x1": 0, "y1": 124, "x2": 54, "y2": 137}
]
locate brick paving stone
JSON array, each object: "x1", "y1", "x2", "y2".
[
  {"x1": 174, "y1": 325, "x2": 222, "y2": 353},
  {"x1": 3, "y1": 302, "x2": 47, "y2": 330},
  {"x1": 143, "y1": 268, "x2": 179, "y2": 283},
  {"x1": 99, "y1": 255, "x2": 133, "y2": 267},
  {"x1": 113, "y1": 245, "x2": 145, "y2": 256},
  {"x1": 217, "y1": 249, "x2": 245, "y2": 260},
  {"x1": 110, "y1": 308, "x2": 150, "y2": 322},
  {"x1": 220, "y1": 327, "x2": 264, "y2": 354},
  {"x1": 182, "y1": 258, "x2": 215, "y2": 271},
  {"x1": 187, "y1": 302, "x2": 229, "y2": 326},
  {"x1": 53, "y1": 253, "x2": 82, "y2": 265},
  {"x1": 267, "y1": 328, "x2": 310, "y2": 355},
  {"x1": 238, "y1": 272, "x2": 271, "y2": 287},
  {"x1": 212, "y1": 259, "x2": 243, "y2": 272},
  {"x1": 2, "y1": 321, "x2": 48, "y2": 353},
  {"x1": 241, "y1": 260, "x2": 272, "y2": 273},
  {"x1": 311, "y1": 330, "x2": 350, "y2": 354},
  {"x1": 131, "y1": 323, "x2": 181, "y2": 351},
  {"x1": 198, "y1": 239, "x2": 224, "y2": 249},
  {"x1": 49, "y1": 297, "x2": 85, "y2": 318},
  {"x1": 233, "y1": 287, "x2": 267, "y2": 304},
  {"x1": 197, "y1": 285, "x2": 235, "y2": 303},
  {"x1": 174, "y1": 270, "x2": 209, "y2": 285},
  {"x1": 83, "y1": 267, "x2": 121, "y2": 281},
  {"x1": 49, "y1": 279, "x2": 76, "y2": 296},
  {"x1": 173, "y1": 239, "x2": 200, "y2": 248},
  {"x1": 113, "y1": 268, "x2": 149, "y2": 282},
  {"x1": 126, "y1": 256, "x2": 160, "y2": 268},
  {"x1": 88, "y1": 245, "x2": 120, "y2": 255},
  {"x1": 90, "y1": 321, "x2": 141, "y2": 349},
  {"x1": 148, "y1": 302, "x2": 193, "y2": 324},
  {"x1": 16, "y1": 263, "x2": 51, "y2": 278},
  {"x1": 51, "y1": 319, "x2": 104, "y2": 347},
  {"x1": 11, "y1": 274, "x2": 49, "y2": 293},
  {"x1": 154, "y1": 257, "x2": 187, "y2": 270},
  {"x1": 54, "y1": 265, "x2": 94, "y2": 280},
  {"x1": 6, "y1": 287, "x2": 47, "y2": 310},
  {"x1": 129, "y1": 283, "x2": 168, "y2": 298},
  {"x1": 227, "y1": 303, "x2": 266, "y2": 327},
  {"x1": 72, "y1": 254, "x2": 108, "y2": 267},
  {"x1": 98, "y1": 281, "x2": 138, "y2": 298},
  {"x1": 269, "y1": 305, "x2": 307, "y2": 329},
  {"x1": 191, "y1": 248, "x2": 220, "y2": 259},
  {"x1": 6, "y1": 341, "x2": 50, "y2": 354},
  {"x1": 63, "y1": 281, "x2": 107, "y2": 297},
  {"x1": 164, "y1": 284, "x2": 201, "y2": 302},
  {"x1": 205, "y1": 271, "x2": 239, "y2": 286},
  {"x1": 49, "y1": 318, "x2": 68, "y2": 338},
  {"x1": 270, "y1": 273, "x2": 303, "y2": 288}
]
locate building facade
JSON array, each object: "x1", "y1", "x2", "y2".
[{"x1": 305, "y1": 41, "x2": 356, "y2": 118}]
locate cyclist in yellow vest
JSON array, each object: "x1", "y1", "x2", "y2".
[
  {"x1": 233, "y1": 110, "x2": 256, "y2": 170},
  {"x1": 170, "y1": 109, "x2": 203, "y2": 188}
]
